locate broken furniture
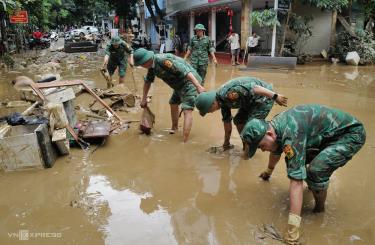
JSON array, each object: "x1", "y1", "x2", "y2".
[{"x1": 0, "y1": 124, "x2": 57, "y2": 171}]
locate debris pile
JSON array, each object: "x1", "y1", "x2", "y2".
[{"x1": 0, "y1": 75, "x2": 140, "y2": 172}]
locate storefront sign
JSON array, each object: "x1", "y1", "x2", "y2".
[
  {"x1": 10, "y1": 11, "x2": 28, "y2": 24},
  {"x1": 278, "y1": 0, "x2": 291, "y2": 10}
]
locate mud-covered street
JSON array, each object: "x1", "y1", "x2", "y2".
[{"x1": 0, "y1": 51, "x2": 374, "y2": 245}]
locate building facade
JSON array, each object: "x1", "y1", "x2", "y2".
[{"x1": 164, "y1": 0, "x2": 335, "y2": 56}]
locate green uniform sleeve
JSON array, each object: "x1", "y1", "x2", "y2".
[
  {"x1": 124, "y1": 42, "x2": 134, "y2": 54},
  {"x1": 105, "y1": 44, "x2": 111, "y2": 56},
  {"x1": 144, "y1": 68, "x2": 155, "y2": 83},
  {"x1": 282, "y1": 130, "x2": 307, "y2": 180},
  {"x1": 220, "y1": 106, "x2": 232, "y2": 123}
]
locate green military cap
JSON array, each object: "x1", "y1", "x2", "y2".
[
  {"x1": 111, "y1": 36, "x2": 122, "y2": 45},
  {"x1": 134, "y1": 48, "x2": 154, "y2": 66},
  {"x1": 195, "y1": 91, "x2": 216, "y2": 116},
  {"x1": 241, "y1": 118, "x2": 268, "y2": 158},
  {"x1": 194, "y1": 24, "x2": 206, "y2": 31}
]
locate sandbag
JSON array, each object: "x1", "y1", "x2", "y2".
[{"x1": 140, "y1": 107, "x2": 155, "y2": 135}]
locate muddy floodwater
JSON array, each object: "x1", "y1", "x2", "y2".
[{"x1": 0, "y1": 54, "x2": 374, "y2": 245}]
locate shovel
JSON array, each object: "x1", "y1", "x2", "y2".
[{"x1": 100, "y1": 68, "x2": 114, "y2": 88}]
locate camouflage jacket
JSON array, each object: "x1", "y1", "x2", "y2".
[
  {"x1": 270, "y1": 104, "x2": 364, "y2": 180},
  {"x1": 188, "y1": 35, "x2": 215, "y2": 66},
  {"x1": 144, "y1": 53, "x2": 202, "y2": 91},
  {"x1": 216, "y1": 77, "x2": 273, "y2": 122},
  {"x1": 105, "y1": 41, "x2": 133, "y2": 62}
]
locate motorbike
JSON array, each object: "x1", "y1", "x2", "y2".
[
  {"x1": 28, "y1": 37, "x2": 51, "y2": 49},
  {"x1": 50, "y1": 31, "x2": 58, "y2": 42},
  {"x1": 131, "y1": 36, "x2": 151, "y2": 50}
]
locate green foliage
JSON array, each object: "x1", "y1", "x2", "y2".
[
  {"x1": 336, "y1": 30, "x2": 375, "y2": 64},
  {"x1": 108, "y1": 0, "x2": 138, "y2": 19},
  {"x1": 354, "y1": 0, "x2": 375, "y2": 20},
  {"x1": 251, "y1": 9, "x2": 280, "y2": 28},
  {"x1": 303, "y1": 0, "x2": 349, "y2": 11},
  {"x1": 283, "y1": 14, "x2": 313, "y2": 64}
]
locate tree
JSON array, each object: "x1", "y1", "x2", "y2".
[{"x1": 107, "y1": 0, "x2": 138, "y2": 28}]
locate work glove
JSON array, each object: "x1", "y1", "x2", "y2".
[
  {"x1": 284, "y1": 213, "x2": 301, "y2": 245},
  {"x1": 259, "y1": 167, "x2": 274, "y2": 181}
]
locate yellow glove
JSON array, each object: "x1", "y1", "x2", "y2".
[
  {"x1": 259, "y1": 167, "x2": 274, "y2": 181},
  {"x1": 284, "y1": 213, "x2": 301, "y2": 245}
]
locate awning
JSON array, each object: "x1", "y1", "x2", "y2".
[{"x1": 164, "y1": 10, "x2": 180, "y2": 19}]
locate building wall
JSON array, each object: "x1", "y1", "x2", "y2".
[{"x1": 294, "y1": 1, "x2": 332, "y2": 55}]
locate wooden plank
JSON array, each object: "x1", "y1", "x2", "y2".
[
  {"x1": 337, "y1": 16, "x2": 357, "y2": 37},
  {"x1": 36, "y1": 80, "x2": 123, "y2": 122}
]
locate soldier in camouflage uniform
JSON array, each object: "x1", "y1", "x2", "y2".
[
  {"x1": 240, "y1": 104, "x2": 366, "y2": 244},
  {"x1": 184, "y1": 24, "x2": 217, "y2": 84},
  {"x1": 195, "y1": 76, "x2": 287, "y2": 150},
  {"x1": 133, "y1": 48, "x2": 205, "y2": 142},
  {"x1": 102, "y1": 36, "x2": 134, "y2": 84}
]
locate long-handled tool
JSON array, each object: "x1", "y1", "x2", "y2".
[
  {"x1": 100, "y1": 68, "x2": 113, "y2": 88},
  {"x1": 242, "y1": 48, "x2": 248, "y2": 65},
  {"x1": 130, "y1": 66, "x2": 137, "y2": 93}
]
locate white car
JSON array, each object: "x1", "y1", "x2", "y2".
[{"x1": 71, "y1": 26, "x2": 99, "y2": 37}]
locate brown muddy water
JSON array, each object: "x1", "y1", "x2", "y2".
[{"x1": 0, "y1": 53, "x2": 374, "y2": 245}]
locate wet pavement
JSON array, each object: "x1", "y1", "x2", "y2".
[{"x1": 0, "y1": 52, "x2": 374, "y2": 245}]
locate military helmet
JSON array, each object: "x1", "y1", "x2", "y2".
[
  {"x1": 194, "y1": 24, "x2": 206, "y2": 31},
  {"x1": 195, "y1": 91, "x2": 216, "y2": 116},
  {"x1": 111, "y1": 36, "x2": 122, "y2": 45},
  {"x1": 240, "y1": 119, "x2": 268, "y2": 158},
  {"x1": 134, "y1": 48, "x2": 155, "y2": 66}
]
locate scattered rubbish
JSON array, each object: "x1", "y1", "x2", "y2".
[
  {"x1": 64, "y1": 41, "x2": 98, "y2": 53},
  {"x1": 5, "y1": 100, "x2": 31, "y2": 108},
  {"x1": 256, "y1": 224, "x2": 283, "y2": 242},
  {"x1": 321, "y1": 49, "x2": 328, "y2": 59},
  {"x1": 45, "y1": 102, "x2": 69, "y2": 133},
  {"x1": 349, "y1": 235, "x2": 362, "y2": 242},
  {"x1": 207, "y1": 144, "x2": 235, "y2": 154},
  {"x1": 52, "y1": 128, "x2": 70, "y2": 155},
  {"x1": 140, "y1": 107, "x2": 155, "y2": 135},
  {"x1": 346, "y1": 51, "x2": 360, "y2": 66},
  {"x1": 4, "y1": 112, "x2": 48, "y2": 126},
  {"x1": 89, "y1": 84, "x2": 137, "y2": 115},
  {"x1": 331, "y1": 57, "x2": 339, "y2": 64},
  {"x1": 77, "y1": 120, "x2": 111, "y2": 144}
]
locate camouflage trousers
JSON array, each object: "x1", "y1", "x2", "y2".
[
  {"x1": 169, "y1": 82, "x2": 198, "y2": 110},
  {"x1": 305, "y1": 125, "x2": 366, "y2": 190},
  {"x1": 191, "y1": 63, "x2": 208, "y2": 85},
  {"x1": 233, "y1": 98, "x2": 274, "y2": 125},
  {"x1": 107, "y1": 58, "x2": 128, "y2": 77}
]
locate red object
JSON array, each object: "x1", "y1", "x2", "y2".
[
  {"x1": 10, "y1": 11, "x2": 28, "y2": 24},
  {"x1": 114, "y1": 15, "x2": 119, "y2": 26},
  {"x1": 33, "y1": 31, "x2": 42, "y2": 39},
  {"x1": 227, "y1": 9, "x2": 233, "y2": 34}
]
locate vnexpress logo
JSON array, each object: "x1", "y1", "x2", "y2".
[
  {"x1": 19, "y1": 230, "x2": 29, "y2": 240},
  {"x1": 8, "y1": 230, "x2": 62, "y2": 240}
]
